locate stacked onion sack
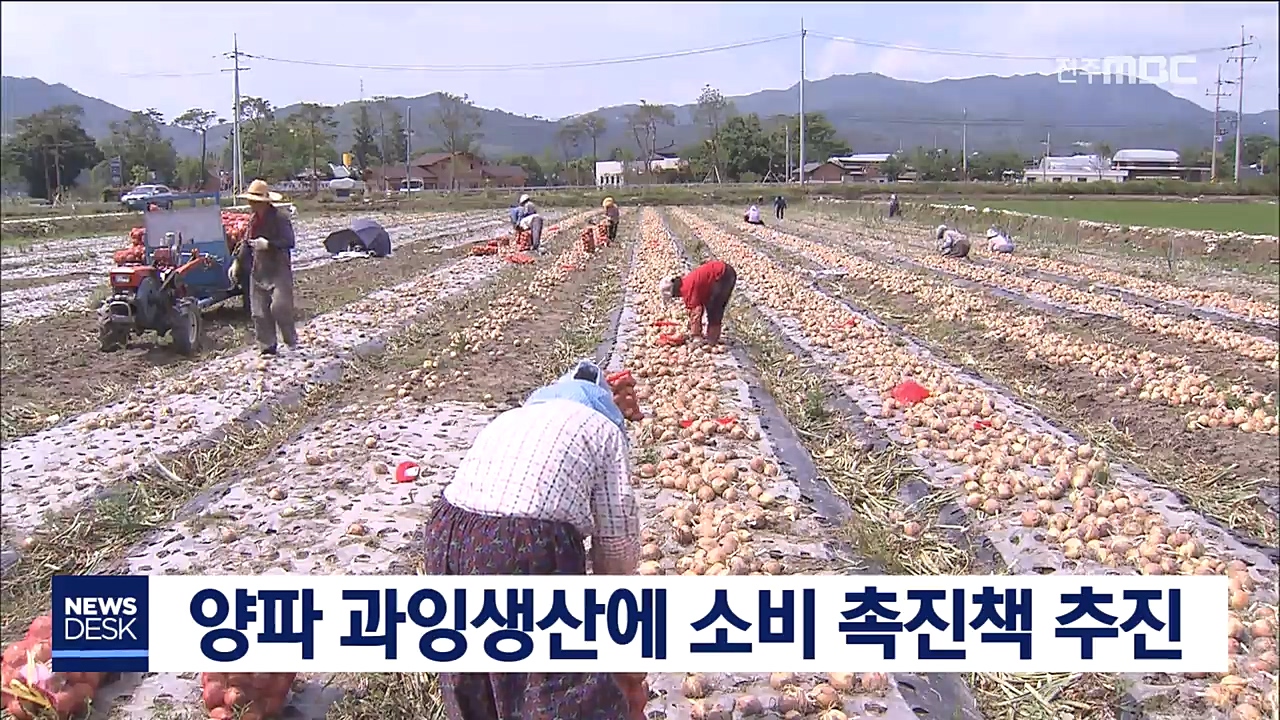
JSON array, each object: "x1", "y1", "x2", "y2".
[
  {"x1": 607, "y1": 370, "x2": 642, "y2": 421},
  {"x1": 578, "y1": 226, "x2": 597, "y2": 254},
  {"x1": 112, "y1": 227, "x2": 147, "y2": 265},
  {"x1": 221, "y1": 211, "x2": 251, "y2": 250},
  {"x1": 201, "y1": 672, "x2": 297, "y2": 720},
  {"x1": 112, "y1": 213, "x2": 252, "y2": 266},
  {"x1": 471, "y1": 239, "x2": 501, "y2": 256},
  {"x1": 1, "y1": 615, "x2": 112, "y2": 720},
  {"x1": 596, "y1": 218, "x2": 611, "y2": 246},
  {"x1": 513, "y1": 229, "x2": 533, "y2": 252}
]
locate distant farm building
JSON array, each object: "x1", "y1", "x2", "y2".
[
  {"x1": 1111, "y1": 149, "x2": 1209, "y2": 182},
  {"x1": 373, "y1": 152, "x2": 525, "y2": 190},
  {"x1": 595, "y1": 155, "x2": 687, "y2": 187},
  {"x1": 1023, "y1": 155, "x2": 1128, "y2": 183},
  {"x1": 795, "y1": 153, "x2": 895, "y2": 183}
]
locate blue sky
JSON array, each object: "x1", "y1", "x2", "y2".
[{"x1": 2, "y1": 2, "x2": 1277, "y2": 122}]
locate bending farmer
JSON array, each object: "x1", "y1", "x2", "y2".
[
  {"x1": 936, "y1": 224, "x2": 971, "y2": 259},
  {"x1": 232, "y1": 179, "x2": 298, "y2": 356},
  {"x1": 888, "y1": 193, "x2": 900, "y2": 218},
  {"x1": 987, "y1": 226, "x2": 1015, "y2": 254},
  {"x1": 658, "y1": 259, "x2": 738, "y2": 345},
  {"x1": 515, "y1": 193, "x2": 544, "y2": 252},
  {"x1": 603, "y1": 197, "x2": 620, "y2": 242},
  {"x1": 422, "y1": 359, "x2": 646, "y2": 720}
]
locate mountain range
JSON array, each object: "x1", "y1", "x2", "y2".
[{"x1": 3, "y1": 73, "x2": 1277, "y2": 162}]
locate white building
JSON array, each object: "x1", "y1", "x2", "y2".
[
  {"x1": 595, "y1": 156, "x2": 687, "y2": 187},
  {"x1": 1023, "y1": 154, "x2": 1128, "y2": 183},
  {"x1": 1110, "y1": 149, "x2": 1206, "y2": 181},
  {"x1": 595, "y1": 160, "x2": 625, "y2": 187}
]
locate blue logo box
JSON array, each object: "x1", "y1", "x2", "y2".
[{"x1": 51, "y1": 575, "x2": 149, "y2": 673}]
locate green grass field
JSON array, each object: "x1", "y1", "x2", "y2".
[{"x1": 975, "y1": 199, "x2": 1280, "y2": 235}]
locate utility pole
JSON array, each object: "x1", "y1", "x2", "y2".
[
  {"x1": 961, "y1": 107, "x2": 968, "y2": 181},
  {"x1": 798, "y1": 19, "x2": 806, "y2": 187},
  {"x1": 221, "y1": 35, "x2": 250, "y2": 195},
  {"x1": 1043, "y1": 131, "x2": 1051, "y2": 182},
  {"x1": 1226, "y1": 27, "x2": 1256, "y2": 183},
  {"x1": 404, "y1": 104, "x2": 412, "y2": 191},
  {"x1": 785, "y1": 124, "x2": 791, "y2": 181},
  {"x1": 1206, "y1": 66, "x2": 1234, "y2": 182},
  {"x1": 52, "y1": 144, "x2": 62, "y2": 202}
]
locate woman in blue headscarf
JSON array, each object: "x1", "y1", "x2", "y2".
[{"x1": 422, "y1": 360, "x2": 644, "y2": 720}]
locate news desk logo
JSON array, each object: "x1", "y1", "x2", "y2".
[
  {"x1": 52, "y1": 575, "x2": 149, "y2": 672},
  {"x1": 1057, "y1": 56, "x2": 1198, "y2": 87}
]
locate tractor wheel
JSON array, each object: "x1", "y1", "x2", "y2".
[
  {"x1": 171, "y1": 303, "x2": 204, "y2": 356},
  {"x1": 98, "y1": 320, "x2": 129, "y2": 352}
]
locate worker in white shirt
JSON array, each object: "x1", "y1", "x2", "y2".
[
  {"x1": 421, "y1": 359, "x2": 644, "y2": 720},
  {"x1": 514, "y1": 193, "x2": 544, "y2": 252},
  {"x1": 987, "y1": 226, "x2": 1015, "y2": 254},
  {"x1": 744, "y1": 198, "x2": 764, "y2": 225},
  {"x1": 936, "y1": 224, "x2": 971, "y2": 259}
]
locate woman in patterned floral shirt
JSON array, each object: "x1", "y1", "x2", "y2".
[{"x1": 421, "y1": 360, "x2": 645, "y2": 720}]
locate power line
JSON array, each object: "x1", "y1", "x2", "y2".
[
  {"x1": 808, "y1": 31, "x2": 1237, "y2": 63},
  {"x1": 242, "y1": 33, "x2": 795, "y2": 73}
]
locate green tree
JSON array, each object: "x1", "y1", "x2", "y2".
[
  {"x1": 373, "y1": 99, "x2": 408, "y2": 168},
  {"x1": 428, "y1": 92, "x2": 484, "y2": 189},
  {"x1": 6, "y1": 105, "x2": 103, "y2": 200},
  {"x1": 287, "y1": 103, "x2": 339, "y2": 193},
  {"x1": 540, "y1": 148, "x2": 565, "y2": 186},
  {"x1": 1222, "y1": 134, "x2": 1279, "y2": 177},
  {"x1": 1092, "y1": 141, "x2": 1113, "y2": 180},
  {"x1": 966, "y1": 151, "x2": 1025, "y2": 182},
  {"x1": 227, "y1": 96, "x2": 277, "y2": 178},
  {"x1": 799, "y1": 112, "x2": 850, "y2": 164},
  {"x1": 174, "y1": 156, "x2": 205, "y2": 190},
  {"x1": 350, "y1": 103, "x2": 379, "y2": 168},
  {"x1": 503, "y1": 154, "x2": 546, "y2": 185},
  {"x1": 103, "y1": 109, "x2": 177, "y2": 184},
  {"x1": 880, "y1": 153, "x2": 905, "y2": 181},
  {"x1": 718, "y1": 114, "x2": 773, "y2": 180},
  {"x1": 694, "y1": 85, "x2": 732, "y2": 182},
  {"x1": 626, "y1": 101, "x2": 676, "y2": 179},
  {"x1": 173, "y1": 107, "x2": 221, "y2": 189},
  {"x1": 1263, "y1": 144, "x2": 1279, "y2": 175},
  {"x1": 579, "y1": 113, "x2": 608, "y2": 166},
  {"x1": 556, "y1": 119, "x2": 585, "y2": 184}
]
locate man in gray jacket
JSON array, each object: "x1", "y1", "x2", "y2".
[{"x1": 231, "y1": 179, "x2": 298, "y2": 356}]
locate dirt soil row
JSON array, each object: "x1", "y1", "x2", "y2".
[
  {"x1": 0, "y1": 230, "x2": 497, "y2": 441},
  {"x1": 0, "y1": 272, "x2": 92, "y2": 293},
  {"x1": 772, "y1": 216, "x2": 1279, "y2": 389},
  {"x1": 723, "y1": 218, "x2": 1280, "y2": 547}
]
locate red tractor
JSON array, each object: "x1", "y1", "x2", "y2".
[{"x1": 97, "y1": 193, "x2": 245, "y2": 354}]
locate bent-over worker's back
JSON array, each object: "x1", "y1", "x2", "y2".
[{"x1": 443, "y1": 399, "x2": 639, "y2": 573}]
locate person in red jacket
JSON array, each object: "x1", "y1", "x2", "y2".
[{"x1": 658, "y1": 259, "x2": 738, "y2": 344}]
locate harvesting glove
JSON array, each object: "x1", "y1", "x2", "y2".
[
  {"x1": 251, "y1": 237, "x2": 270, "y2": 251},
  {"x1": 227, "y1": 259, "x2": 240, "y2": 285}
]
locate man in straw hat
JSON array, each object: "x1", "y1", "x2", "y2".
[
  {"x1": 230, "y1": 179, "x2": 298, "y2": 356},
  {"x1": 602, "y1": 197, "x2": 619, "y2": 242}
]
